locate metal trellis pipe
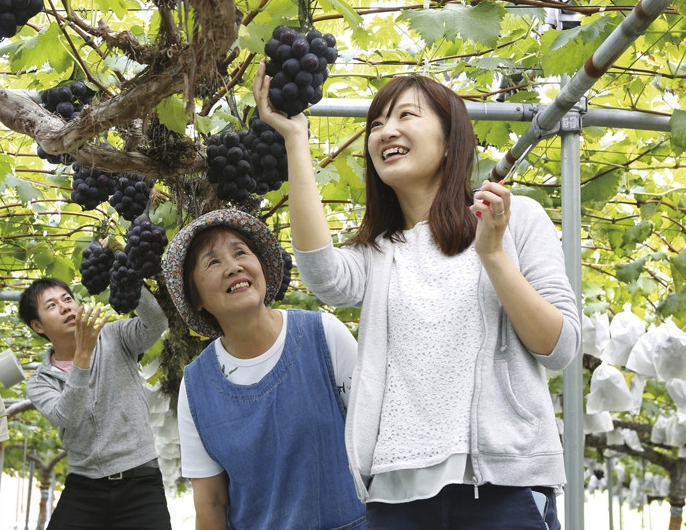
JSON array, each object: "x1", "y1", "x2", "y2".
[
  {"x1": 560, "y1": 88, "x2": 585, "y2": 530},
  {"x1": 489, "y1": 0, "x2": 674, "y2": 180},
  {"x1": 309, "y1": 100, "x2": 672, "y2": 132}
]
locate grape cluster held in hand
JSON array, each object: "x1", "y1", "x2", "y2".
[
  {"x1": 109, "y1": 250, "x2": 143, "y2": 314},
  {"x1": 124, "y1": 216, "x2": 168, "y2": 280},
  {"x1": 264, "y1": 25, "x2": 338, "y2": 117},
  {"x1": 78, "y1": 216, "x2": 169, "y2": 314},
  {"x1": 109, "y1": 217, "x2": 167, "y2": 313}
]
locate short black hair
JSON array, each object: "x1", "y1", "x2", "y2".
[{"x1": 19, "y1": 278, "x2": 75, "y2": 340}]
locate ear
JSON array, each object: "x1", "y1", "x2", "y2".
[{"x1": 30, "y1": 319, "x2": 45, "y2": 336}]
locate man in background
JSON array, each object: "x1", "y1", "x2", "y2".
[{"x1": 20, "y1": 277, "x2": 172, "y2": 530}]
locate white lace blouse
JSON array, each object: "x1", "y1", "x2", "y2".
[{"x1": 369, "y1": 221, "x2": 484, "y2": 502}]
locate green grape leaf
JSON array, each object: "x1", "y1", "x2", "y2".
[
  {"x1": 95, "y1": 0, "x2": 128, "y2": 20},
  {"x1": 156, "y1": 96, "x2": 190, "y2": 135},
  {"x1": 658, "y1": 290, "x2": 686, "y2": 318},
  {"x1": 12, "y1": 25, "x2": 71, "y2": 73},
  {"x1": 616, "y1": 256, "x2": 648, "y2": 283},
  {"x1": 580, "y1": 173, "x2": 620, "y2": 207},
  {"x1": 5, "y1": 174, "x2": 41, "y2": 202},
  {"x1": 540, "y1": 16, "x2": 613, "y2": 77},
  {"x1": 400, "y1": 2, "x2": 505, "y2": 48},
  {"x1": 399, "y1": 8, "x2": 444, "y2": 46},
  {"x1": 669, "y1": 109, "x2": 686, "y2": 149},
  {"x1": 318, "y1": 0, "x2": 362, "y2": 27},
  {"x1": 445, "y1": 2, "x2": 505, "y2": 48},
  {"x1": 622, "y1": 220, "x2": 654, "y2": 251},
  {"x1": 671, "y1": 249, "x2": 686, "y2": 282},
  {"x1": 474, "y1": 121, "x2": 511, "y2": 150},
  {"x1": 47, "y1": 255, "x2": 76, "y2": 283}
]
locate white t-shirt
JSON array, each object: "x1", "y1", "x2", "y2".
[{"x1": 177, "y1": 310, "x2": 358, "y2": 478}]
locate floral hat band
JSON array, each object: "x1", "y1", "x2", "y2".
[{"x1": 162, "y1": 209, "x2": 284, "y2": 339}]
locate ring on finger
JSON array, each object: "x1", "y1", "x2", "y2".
[{"x1": 493, "y1": 210, "x2": 505, "y2": 216}]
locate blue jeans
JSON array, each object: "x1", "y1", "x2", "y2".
[
  {"x1": 46, "y1": 471, "x2": 172, "y2": 530},
  {"x1": 366, "y1": 484, "x2": 559, "y2": 530}
]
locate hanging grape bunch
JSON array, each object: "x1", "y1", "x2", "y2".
[
  {"x1": 109, "y1": 173, "x2": 150, "y2": 221},
  {"x1": 264, "y1": 25, "x2": 338, "y2": 117},
  {"x1": 37, "y1": 81, "x2": 97, "y2": 164},
  {"x1": 205, "y1": 118, "x2": 289, "y2": 203},
  {"x1": 205, "y1": 130, "x2": 255, "y2": 202},
  {"x1": 70, "y1": 163, "x2": 116, "y2": 211},
  {"x1": 79, "y1": 241, "x2": 115, "y2": 296},
  {"x1": 124, "y1": 216, "x2": 169, "y2": 280},
  {"x1": 109, "y1": 250, "x2": 144, "y2": 314},
  {"x1": 274, "y1": 248, "x2": 293, "y2": 302},
  {"x1": 245, "y1": 117, "x2": 288, "y2": 195},
  {"x1": 0, "y1": 0, "x2": 44, "y2": 39}
]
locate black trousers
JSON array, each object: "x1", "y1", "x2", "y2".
[
  {"x1": 366, "y1": 484, "x2": 560, "y2": 530},
  {"x1": 47, "y1": 470, "x2": 172, "y2": 530}
]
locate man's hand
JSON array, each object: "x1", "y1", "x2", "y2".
[{"x1": 73, "y1": 306, "x2": 110, "y2": 369}]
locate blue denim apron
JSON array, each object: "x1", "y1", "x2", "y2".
[{"x1": 185, "y1": 309, "x2": 366, "y2": 530}]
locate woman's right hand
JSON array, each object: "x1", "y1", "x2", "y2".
[
  {"x1": 253, "y1": 59, "x2": 332, "y2": 251},
  {"x1": 252, "y1": 60, "x2": 310, "y2": 140}
]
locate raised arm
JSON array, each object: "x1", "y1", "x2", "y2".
[
  {"x1": 27, "y1": 307, "x2": 109, "y2": 430},
  {"x1": 117, "y1": 286, "x2": 169, "y2": 359},
  {"x1": 252, "y1": 60, "x2": 331, "y2": 251}
]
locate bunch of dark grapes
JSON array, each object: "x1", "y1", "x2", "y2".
[
  {"x1": 244, "y1": 117, "x2": 288, "y2": 195},
  {"x1": 109, "y1": 173, "x2": 150, "y2": 221},
  {"x1": 40, "y1": 81, "x2": 96, "y2": 120},
  {"x1": 264, "y1": 25, "x2": 337, "y2": 117},
  {"x1": 109, "y1": 250, "x2": 144, "y2": 313},
  {"x1": 35, "y1": 146, "x2": 72, "y2": 166},
  {"x1": 205, "y1": 117, "x2": 290, "y2": 203},
  {"x1": 274, "y1": 248, "x2": 293, "y2": 302},
  {"x1": 0, "y1": 0, "x2": 44, "y2": 39},
  {"x1": 205, "y1": 130, "x2": 255, "y2": 202},
  {"x1": 37, "y1": 81, "x2": 97, "y2": 164},
  {"x1": 79, "y1": 242, "x2": 115, "y2": 296},
  {"x1": 70, "y1": 163, "x2": 116, "y2": 210},
  {"x1": 124, "y1": 216, "x2": 168, "y2": 279}
]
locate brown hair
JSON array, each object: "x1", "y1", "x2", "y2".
[
  {"x1": 347, "y1": 75, "x2": 477, "y2": 256},
  {"x1": 183, "y1": 226, "x2": 269, "y2": 330}
]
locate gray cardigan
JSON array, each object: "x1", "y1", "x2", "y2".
[
  {"x1": 294, "y1": 195, "x2": 581, "y2": 502},
  {"x1": 26, "y1": 288, "x2": 168, "y2": 479}
]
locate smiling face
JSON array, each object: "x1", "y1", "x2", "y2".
[
  {"x1": 30, "y1": 287, "x2": 79, "y2": 343},
  {"x1": 367, "y1": 87, "x2": 448, "y2": 197},
  {"x1": 187, "y1": 228, "x2": 268, "y2": 328}
]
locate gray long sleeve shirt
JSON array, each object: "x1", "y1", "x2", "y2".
[
  {"x1": 294, "y1": 195, "x2": 581, "y2": 502},
  {"x1": 26, "y1": 288, "x2": 168, "y2": 479}
]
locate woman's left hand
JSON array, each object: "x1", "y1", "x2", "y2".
[{"x1": 470, "y1": 179, "x2": 511, "y2": 257}]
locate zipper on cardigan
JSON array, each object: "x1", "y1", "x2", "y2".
[{"x1": 473, "y1": 477, "x2": 479, "y2": 499}]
